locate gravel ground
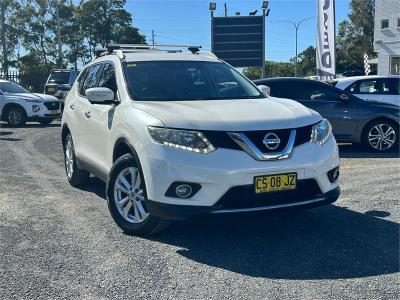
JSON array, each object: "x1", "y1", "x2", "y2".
[{"x1": 0, "y1": 121, "x2": 399, "y2": 300}]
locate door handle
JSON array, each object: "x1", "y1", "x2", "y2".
[
  {"x1": 84, "y1": 111, "x2": 91, "y2": 119},
  {"x1": 69, "y1": 103, "x2": 75, "y2": 110}
]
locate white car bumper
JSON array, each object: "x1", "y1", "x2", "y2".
[{"x1": 139, "y1": 136, "x2": 340, "y2": 219}]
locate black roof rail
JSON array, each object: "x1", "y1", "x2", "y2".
[{"x1": 106, "y1": 44, "x2": 202, "y2": 54}]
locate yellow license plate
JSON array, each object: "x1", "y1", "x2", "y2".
[
  {"x1": 254, "y1": 173, "x2": 297, "y2": 194},
  {"x1": 48, "y1": 110, "x2": 59, "y2": 114}
]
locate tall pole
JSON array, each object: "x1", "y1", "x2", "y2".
[
  {"x1": 271, "y1": 16, "x2": 316, "y2": 77},
  {"x1": 0, "y1": 1, "x2": 7, "y2": 74},
  {"x1": 295, "y1": 25, "x2": 298, "y2": 77},
  {"x1": 224, "y1": 3, "x2": 227, "y2": 17},
  {"x1": 262, "y1": 8, "x2": 266, "y2": 78},
  {"x1": 151, "y1": 30, "x2": 156, "y2": 46},
  {"x1": 55, "y1": 0, "x2": 63, "y2": 68}
]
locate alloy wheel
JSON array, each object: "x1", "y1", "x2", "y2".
[
  {"x1": 368, "y1": 124, "x2": 396, "y2": 151},
  {"x1": 113, "y1": 167, "x2": 149, "y2": 224},
  {"x1": 8, "y1": 109, "x2": 22, "y2": 126},
  {"x1": 65, "y1": 137, "x2": 74, "y2": 179}
]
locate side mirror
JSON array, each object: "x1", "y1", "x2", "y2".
[
  {"x1": 86, "y1": 87, "x2": 114, "y2": 103},
  {"x1": 257, "y1": 85, "x2": 271, "y2": 96},
  {"x1": 340, "y1": 94, "x2": 349, "y2": 101}
]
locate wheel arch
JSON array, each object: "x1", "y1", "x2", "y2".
[
  {"x1": 61, "y1": 124, "x2": 70, "y2": 148},
  {"x1": 360, "y1": 116, "x2": 399, "y2": 141},
  {"x1": 1, "y1": 103, "x2": 27, "y2": 121},
  {"x1": 113, "y1": 137, "x2": 137, "y2": 163}
]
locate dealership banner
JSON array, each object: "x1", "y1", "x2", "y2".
[{"x1": 316, "y1": 0, "x2": 336, "y2": 79}]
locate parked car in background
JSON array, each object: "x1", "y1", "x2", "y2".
[
  {"x1": 0, "y1": 80, "x2": 60, "y2": 126},
  {"x1": 341, "y1": 70, "x2": 365, "y2": 77},
  {"x1": 44, "y1": 69, "x2": 79, "y2": 109},
  {"x1": 331, "y1": 75, "x2": 400, "y2": 106},
  {"x1": 255, "y1": 77, "x2": 399, "y2": 152}
]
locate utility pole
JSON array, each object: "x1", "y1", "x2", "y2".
[
  {"x1": 151, "y1": 30, "x2": 156, "y2": 46},
  {"x1": 224, "y1": 3, "x2": 227, "y2": 17},
  {"x1": 0, "y1": 1, "x2": 7, "y2": 74},
  {"x1": 54, "y1": 0, "x2": 63, "y2": 68}
]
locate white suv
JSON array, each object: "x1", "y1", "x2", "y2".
[
  {"x1": 61, "y1": 45, "x2": 340, "y2": 235},
  {"x1": 0, "y1": 80, "x2": 61, "y2": 126}
]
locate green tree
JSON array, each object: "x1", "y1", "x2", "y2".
[
  {"x1": 15, "y1": 0, "x2": 58, "y2": 72},
  {"x1": 243, "y1": 61, "x2": 294, "y2": 80},
  {"x1": 77, "y1": 0, "x2": 145, "y2": 58},
  {"x1": 336, "y1": 0, "x2": 375, "y2": 73},
  {"x1": 293, "y1": 46, "x2": 316, "y2": 77},
  {"x1": 0, "y1": 0, "x2": 21, "y2": 73}
]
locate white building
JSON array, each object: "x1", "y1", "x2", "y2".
[{"x1": 374, "y1": 0, "x2": 400, "y2": 75}]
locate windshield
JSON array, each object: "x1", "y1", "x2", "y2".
[
  {"x1": 0, "y1": 82, "x2": 29, "y2": 94},
  {"x1": 48, "y1": 71, "x2": 70, "y2": 84},
  {"x1": 123, "y1": 61, "x2": 263, "y2": 101}
]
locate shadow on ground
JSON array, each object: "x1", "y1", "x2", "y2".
[
  {"x1": 147, "y1": 205, "x2": 399, "y2": 280},
  {"x1": 338, "y1": 144, "x2": 400, "y2": 158},
  {"x1": 76, "y1": 147, "x2": 399, "y2": 280}
]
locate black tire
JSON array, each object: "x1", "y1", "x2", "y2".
[
  {"x1": 362, "y1": 119, "x2": 399, "y2": 152},
  {"x1": 38, "y1": 119, "x2": 53, "y2": 125},
  {"x1": 106, "y1": 153, "x2": 169, "y2": 235},
  {"x1": 5, "y1": 105, "x2": 27, "y2": 127},
  {"x1": 63, "y1": 133, "x2": 90, "y2": 186}
]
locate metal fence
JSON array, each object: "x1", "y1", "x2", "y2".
[{"x1": 0, "y1": 71, "x2": 49, "y2": 93}]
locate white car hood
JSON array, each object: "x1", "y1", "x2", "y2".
[
  {"x1": 2, "y1": 93, "x2": 58, "y2": 102},
  {"x1": 133, "y1": 97, "x2": 321, "y2": 131}
]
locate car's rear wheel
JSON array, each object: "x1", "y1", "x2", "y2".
[
  {"x1": 106, "y1": 153, "x2": 169, "y2": 235},
  {"x1": 64, "y1": 133, "x2": 90, "y2": 186},
  {"x1": 5, "y1": 106, "x2": 27, "y2": 127},
  {"x1": 362, "y1": 120, "x2": 398, "y2": 152}
]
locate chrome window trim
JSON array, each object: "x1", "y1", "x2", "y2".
[{"x1": 228, "y1": 129, "x2": 296, "y2": 161}]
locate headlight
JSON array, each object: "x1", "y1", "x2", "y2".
[
  {"x1": 147, "y1": 126, "x2": 215, "y2": 154},
  {"x1": 25, "y1": 99, "x2": 43, "y2": 103},
  {"x1": 311, "y1": 119, "x2": 332, "y2": 145}
]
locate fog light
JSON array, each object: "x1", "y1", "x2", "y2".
[
  {"x1": 328, "y1": 167, "x2": 339, "y2": 182},
  {"x1": 175, "y1": 184, "x2": 193, "y2": 198},
  {"x1": 32, "y1": 105, "x2": 40, "y2": 113}
]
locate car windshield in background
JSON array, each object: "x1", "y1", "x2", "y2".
[
  {"x1": 123, "y1": 61, "x2": 263, "y2": 101},
  {"x1": 0, "y1": 82, "x2": 29, "y2": 94},
  {"x1": 48, "y1": 72, "x2": 70, "y2": 84}
]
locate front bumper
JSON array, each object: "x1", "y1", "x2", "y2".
[
  {"x1": 138, "y1": 135, "x2": 340, "y2": 212},
  {"x1": 146, "y1": 186, "x2": 340, "y2": 220}
]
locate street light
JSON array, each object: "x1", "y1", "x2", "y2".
[
  {"x1": 272, "y1": 16, "x2": 316, "y2": 77},
  {"x1": 209, "y1": 2, "x2": 216, "y2": 17}
]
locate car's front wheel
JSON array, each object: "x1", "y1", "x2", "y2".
[
  {"x1": 362, "y1": 120, "x2": 398, "y2": 152},
  {"x1": 106, "y1": 153, "x2": 169, "y2": 235},
  {"x1": 64, "y1": 133, "x2": 90, "y2": 186},
  {"x1": 5, "y1": 106, "x2": 27, "y2": 127}
]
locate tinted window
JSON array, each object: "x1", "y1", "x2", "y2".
[
  {"x1": 123, "y1": 61, "x2": 263, "y2": 101},
  {"x1": 98, "y1": 63, "x2": 117, "y2": 94},
  {"x1": 264, "y1": 81, "x2": 296, "y2": 99},
  {"x1": 0, "y1": 82, "x2": 29, "y2": 94},
  {"x1": 48, "y1": 71, "x2": 69, "y2": 84},
  {"x1": 383, "y1": 78, "x2": 400, "y2": 95},
  {"x1": 294, "y1": 82, "x2": 341, "y2": 101},
  {"x1": 359, "y1": 80, "x2": 378, "y2": 94},
  {"x1": 81, "y1": 64, "x2": 103, "y2": 96}
]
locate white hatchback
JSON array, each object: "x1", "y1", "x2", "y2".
[
  {"x1": 61, "y1": 45, "x2": 340, "y2": 235},
  {"x1": 333, "y1": 75, "x2": 400, "y2": 106}
]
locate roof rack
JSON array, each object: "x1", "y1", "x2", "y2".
[{"x1": 95, "y1": 44, "x2": 202, "y2": 58}]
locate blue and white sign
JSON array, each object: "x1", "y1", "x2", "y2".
[{"x1": 316, "y1": 0, "x2": 336, "y2": 79}]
